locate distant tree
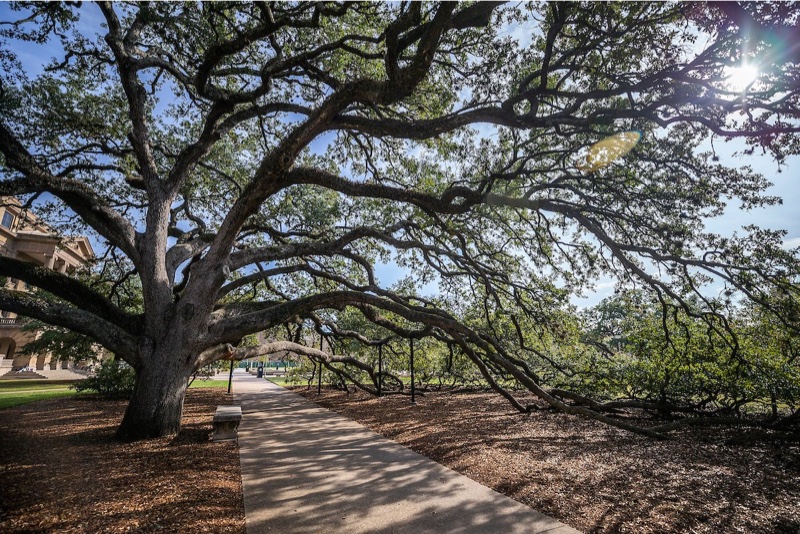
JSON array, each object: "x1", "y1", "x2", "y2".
[
  {"x1": 735, "y1": 290, "x2": 800, "y2": 421},
  {"x1": 0, "y1": 2, "x2": 799, "y2": 440},
  {"x1": 575, "y1": 288, "x2": 800, "y2": 430},
  {"x1": 19, "y1": 319, "x2": 100, "y2": 368}
]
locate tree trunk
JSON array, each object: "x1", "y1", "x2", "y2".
[{"x1": 115, "y1": 346, "x2": 194, "y2": 442}]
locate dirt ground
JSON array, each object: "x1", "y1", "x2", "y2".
[
  {"x1": 295, "y1": 387, "x2": 800, "y2": 534},
  {"x1": 0, "y1": 389, "x2": 246, "y2": 534},
  {"x1": 2, "y1": 383, "x2": 797, "y2": 534}
]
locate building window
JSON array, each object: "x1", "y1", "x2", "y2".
[{"x1": 1, "y1": 212, "x2": 14, "y2": 229}]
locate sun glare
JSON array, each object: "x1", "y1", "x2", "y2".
[{"x1": 725, "y1": 64, "x2": 759, "y2": 92}]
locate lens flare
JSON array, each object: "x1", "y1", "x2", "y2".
[{"x1": 576, "y1": 131, "x2": 642, "y2": 173}]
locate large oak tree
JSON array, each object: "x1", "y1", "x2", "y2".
[{"x1": 1, "y1": 1, "x2": 799, "y2": 440}]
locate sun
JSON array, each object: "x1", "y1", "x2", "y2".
[{"x1": 724, "y1": 64, "x2": 759, "y2": 92}]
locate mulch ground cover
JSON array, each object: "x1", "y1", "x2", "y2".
[
  {"x1": 3, "y1": 382, "x2": 797, "y2": 534},
  {"x1": 295, "y1": 387, "x2": 800, "y2": 534},
  {"x1": 0, "y1": 389, "x2": 245, "y2": 534}
]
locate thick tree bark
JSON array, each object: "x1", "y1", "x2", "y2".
[{"x1": 115, "y1": 343, "x2": 195, "y2": 442}]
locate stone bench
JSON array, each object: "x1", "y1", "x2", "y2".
[{"x1": 212, "y1": 405, "x2": 242, "y2": 442}]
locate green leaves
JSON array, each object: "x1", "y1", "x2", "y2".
[
  {"x1": 576, "y1": 289, "x2": 800, "y2": 413},
  {"x1": 20, "y1": 319, "x2": 99, "y2": 365},
  {"x1": 72, "y1": 358, "x2": 136, "y2": 399}
]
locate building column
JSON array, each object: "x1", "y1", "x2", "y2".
[{"x1": 43, "y1": 253, "x2": 56, "y2": 270}]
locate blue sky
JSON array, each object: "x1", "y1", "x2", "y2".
[{"x1": 2, "y1": 3, "x2": 797, "y2": 309}]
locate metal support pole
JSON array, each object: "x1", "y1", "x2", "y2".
[
  {"x1": 377, "y1": 344, "x2": 383, "y2": 397},
  {"x1": 410, "y1": 338, "x2": 415, "y2": 404},
  {"x1": 318, "y1": 335, "x2": 323, "y2": 394},
  {"x1": 227, "y1": 359, "x2": 234, "y2": 394}
]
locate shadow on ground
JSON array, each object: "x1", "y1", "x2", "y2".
[
  {"x1": 237, "y1": 379, "x2": 576, "y2": 534},
  {"x1": 296, "y1": 387, "x2": 800, "y2": 534}
]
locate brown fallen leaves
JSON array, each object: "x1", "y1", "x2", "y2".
[
  {"x1": 296, "y1": 387, "x2": 800, "y2": 534},
  {"x1": 0, "y1": 389, "x2": 245, "y2": 534},
  {"x1": 2, "y1": 384, "x2": 797, "y2": 533}
]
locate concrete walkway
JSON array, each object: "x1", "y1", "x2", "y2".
[{"x1": 233, "y1": 371, "x2": 580, "y2": 534}]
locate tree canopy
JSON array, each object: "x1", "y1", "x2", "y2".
[{"x1": 0, "y1": 1, "x2": 799, "y2": 441}]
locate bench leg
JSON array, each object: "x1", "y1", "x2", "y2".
[{"x1": 212, "y1": 420, "x2": 240, "y2": 442}]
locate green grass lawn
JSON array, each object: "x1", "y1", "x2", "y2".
[
  {"x1": 0, "y1": 380, "x2": 80, "y2": 409},
  {"x1": 188, "y1": 379, "x2": 231, "y2": 389},
  {"x1": 266, "y1": 376, "x2": 291, "y2": 386},
  {"x1": 1, "y1": 378, "x2": 246, "y2": 409},
  {"x1": 0, "y1": 379, "x2": 76, "y2": 395}
]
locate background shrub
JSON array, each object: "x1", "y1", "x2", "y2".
[{"x1": 72, "y1": 359, "x2": 136, "y2": 399}]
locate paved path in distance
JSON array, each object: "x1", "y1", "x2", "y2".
[{"x1": 233, "y1": 370, "x2": 580, "y2": 534}]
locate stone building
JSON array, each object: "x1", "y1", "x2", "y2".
[{"x1": 0, "y1": 197, "x2": 95, "y2": 374}]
